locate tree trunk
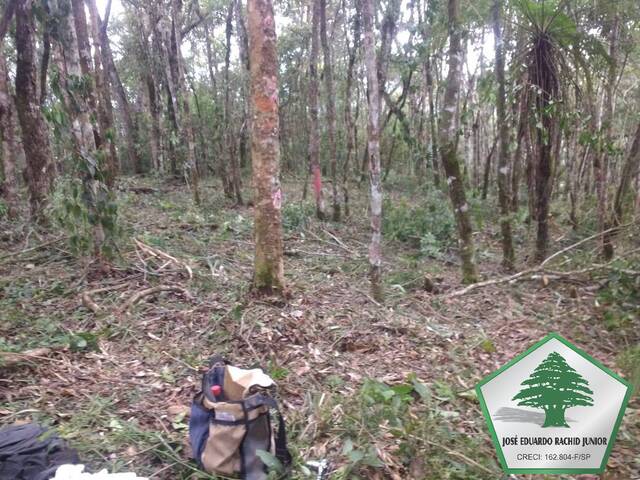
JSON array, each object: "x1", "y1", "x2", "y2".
[
  {"x1": 531, "y1": 38, "x2": 558, "y2": 263},
  {"x1": 320, "y1": 0, "x2": 339, "y2": 221},
  {"x1": 611, "y1": 123, "x2": 640, "y2": 227},
  {"x1": 425, "y1": 55, "x2": 440, "y2": 187},
  {"x1": 511, "y1": 81, "x2": 527, "y2": 212},
  {"x1": 248, "y1": 0, "x2": 285, "y2": 294},
  {"x1": 203, "y1": 19, "x2": 230, "y2": 196},
  {"x1": 361, "y1": 0, "x2": 383, "y2": 301},
  {"x1": 601, "y1": 13, "x2": 619, "y2": 260},
  {"x1": 0, "y1": 54, "x2": 18, "y2": 219},
  {"x1": 342, "y1": 6, "x2": 360, "y2": 218},
  {"x1": 439, "y1": 0, "x2": 478, "y2": 284},
  {"x1": 82, "y1": 0, "x2": 119, "y2": 186},
  {"x1": 481, "y1": 134, "x2": 497, "y2": 200},
  {"x1": 97, "y1": 0, "x2": 142, "y2": 174},
  {"x1": 492, "y1": 0, "x2": 515, "y2": 270},
  {"x1": 64, "y1": 0, "x2": 109, "y2": 257},
  {"x1": 15, "y1": 0, "x2": 54, "y2": 220},
  {"x1": 308, "y1": 0, "x2": 325, "y2": 219},
  {"x1": 170, "y1": 0, "x2": 200, "y2": 204},
  {"x1": 224, "y1": 2, "x2": 243, "y2": 205}
]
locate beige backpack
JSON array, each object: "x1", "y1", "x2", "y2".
[{"x1": 189, "y1": 357, "x2": 291, "y2": 479}]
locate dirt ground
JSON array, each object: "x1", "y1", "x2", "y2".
[{"x1": 1, "y1": 177, "x2": 638, "y2": 479}]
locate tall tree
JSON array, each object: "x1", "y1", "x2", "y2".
[
  {"x1": 248, "y1": 0, "x2": 285, "y2": 294},
  {"x1": 492, "y1": 0, "x2": 515, "y2": 270},
  {"x1": 223, "y1": 1, "x2": 243, "y2": 205},
  {"x1": 308, "y1": 0, "x2": 325, "y2": 219},
  {"x1": 438, "y1": 0, "x2": 478, "y2": 284},
  {"x1": 361, "y1": 0, "x2": 383, "y2": 300},
  {"x1": 320, "y1": 0, "x2": 339, "y2": 221},
  {"x1": 0, "y1": 53, "x2": 18, "y2": 219},
  {"x1": 170, "y1": 0, "x2": 200, "y2": 205},
  {"x1": 523, "y1": 3, "x2": 560, "y2": 263},
  {"x1": 14, "y1": 0, "x2": 54, "y2": 220}
]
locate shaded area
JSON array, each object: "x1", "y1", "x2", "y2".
[{"x1": 493, "y1": 407, "x2": 575, "y2": 426}]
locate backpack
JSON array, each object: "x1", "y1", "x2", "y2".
[{"x1": 189, "y1": 357, "x2": 291, "y2": 479}]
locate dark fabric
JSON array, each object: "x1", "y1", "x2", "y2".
[
  {"x1": 0, "y1": 424, "x2": 79, "y2": 480},
  {"x1": 189, "y1": 399, "x2": 212, "y2": 464},
  {"x1": 273, "y1": 410, "x2": 291, "y2": 468}
]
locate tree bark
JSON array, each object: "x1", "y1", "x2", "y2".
[
  {"x1": 320, "y1": 0, "x2": 339, "y2": 221},
  {"x1": 601, "y1": 13, "x2": 619, "y2": 259},
  {"x1": 342, "y1": 6, "x2": 360, "y2": 218},
  {"x1": 0, "y1": 54, "x2": 18, "y2": 219},
  {"x1": 308, "y1": 0, "x2": 325, "y2": 219},
  {"x1": 361, "y1": 0, "x2": 383, "y2": 300},
  {"x1": 224, "y1": 2, "x2": 243, "y2": 205},
  {"x1": 425, "y1": 55, "x2": 440, "y2": 187},
  {"x1": 492, "y1": 0, "x2": 515, "y2": 270},
  {"x1": 248, "y1": 0, "x2": 285, "y2": 294},
  {"x1": 611, "y1": 123, "x2": 640, "y2": 228},
  {"x1": 439, "y1": 0, "x2": 478, "y2": 284},
  {"x1": 96, "y1": 0, "x2": 142, "y2": 174},
  {"x1": 170, "y1": 0, "x2": 200, "y2": 204},
  {"x1": 15, "y1": 0, "x2": 54, "y2": 220}
]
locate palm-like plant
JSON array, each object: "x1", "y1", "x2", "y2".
[{"x1": 513, "y1": 0, "x2": 608, "y2": 262}]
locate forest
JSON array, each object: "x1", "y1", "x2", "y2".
[{"x1": 0, "y1": 0, "x2": 639, "y2": 477}]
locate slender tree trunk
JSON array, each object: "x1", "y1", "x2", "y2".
[
  {"x1": 97, "y1": 0, "x2": 142, "y2": 174},
  {"x1": 0, "y1": 54, "x2": 18, "y2": 219},
  {"x1": 602, "y1": 13, "x2": 619, "y2": 259},
  {"x1": 342, "y1": 7, "x2": 360, "y2": 218},
  {"x1": 64, "y1": 0, "x2": 109, "y2": 256},
  {"x1": 15, "y1": 0, "x2": 54, "y2": 220},
  {"x1": 492, "y1": 0, "x2": 515, "y2": 270},
  {"x1": 308, "y1": 0, "x2": 325, "y2": 219},
  {"x1": 170, "y1": 0, "x2": 200, "y2": 204},
  {"x1": 235, "y1": 0, "x2": 251, "y2": 174},
  {"x1": 611, "y1": 123, "x2": 640, "y2": 226},
  {"x1": 481, "y1": 134, "x2": 497, "y2": 200},
  {"x1": 320, "y1": 0, "x2": 339, "y2": 221},
  {"x1": 425, "y1": 55, "x2": 440, "y2": 187},
  {"x1": 511, "y1": 82, "x2": 527, "y2": 212},
  {"x1": 223, "y1": 2, "x2": 243, "y2": 205},
  {"x1": 248, "y1": 0, "x2": 285, "y2": 294},
  {"x1": 83, "y1": 0, "x2": 119, "y2": 186},
  {"x1": 439, "y1": 0, "x2": 478, "y2": 284},
  {"x1": 530, "y1": 37, "x2": 558, "y2": 263},
  {"x1": 361, "y1": 0, "x2": 383, "y2": 301}
]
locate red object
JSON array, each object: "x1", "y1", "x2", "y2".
[{"x1": 211, "y1": 385, "x2": 222, "y2": 397}]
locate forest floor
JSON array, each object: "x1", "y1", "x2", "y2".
[{"x1": 0, "y1": 176, "x2": 639, "y2": 480}]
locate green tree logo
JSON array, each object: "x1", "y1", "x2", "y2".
[{"x1": 512, "y1": 352, "x2": 594, "y2": 428}]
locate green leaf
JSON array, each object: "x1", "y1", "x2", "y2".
[{"x1": 256, "y1": 450, "x2": 284, "y2": 473}]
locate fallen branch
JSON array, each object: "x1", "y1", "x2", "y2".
[
  {"x1": 0, "y1": 237, "x2": 66, "y2": 263},
  {"x1": 0, "y1": 348, "x2": 53, "y2": 368},
  {"x1": 80, "y1": 283, "x2": 131, "y2": 314},
  {"x1": 117, "y1": 285, "x2": 194, "y2": 314},
  {"x1": 133, "y1": 238, "x2": 193, "y2": 279},
  {"x1": 445, "y1": 223, "x2": 638, "y2": 299}
]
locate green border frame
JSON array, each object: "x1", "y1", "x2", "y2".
[{"x1": 475, "y1": 332, "x2": 632, "y2": 474}]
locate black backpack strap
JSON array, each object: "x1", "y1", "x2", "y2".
[
  {"x1": 273, "y1": 408, "x2": 292, "y2": 467},
  {"x1": 242, "y1": 394, "x2": 292, "y2": 467}
]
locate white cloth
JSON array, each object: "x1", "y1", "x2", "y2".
[{"x1": 53, "y1": 464, "x2": 148, "y2": 480}]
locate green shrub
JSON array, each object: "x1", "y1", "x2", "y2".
[
  {"x1": 282, "y1": 202, "x2": 313, "y2": 231},
  {"x1": 47, "y1": 176, "x2": 122, "y2": 258},
  {"x1": 383, "y1": 191, "x2": 455, "y2": 257},
  {"x1": 598, "y1": 267, "x2": 640, "y2": 332}
]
